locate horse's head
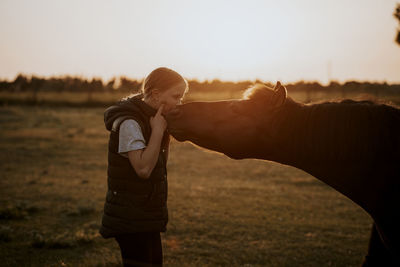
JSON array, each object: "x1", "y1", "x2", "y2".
[{"x1": 165, "y1": 82, "x2": 288, "y2": 159}]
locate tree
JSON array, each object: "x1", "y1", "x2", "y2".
[
  {"x1": 30, "y1": 76, "x2": 45, "y2": 103},
  {"x1": 12, "y1": 74, "x2": 29, "y2": 92},
  {"x1": 395, "y1": 3, "x2": 400, "y2": 45},
  {"x1": 118, "y1": 77, "x2": 141, "y2": 92}
]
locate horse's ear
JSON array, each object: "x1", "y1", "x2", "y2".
[
  {"x1": 274, "y1": 81, "x2": 281, "y2": 90},
  {"x1": 270, "y1": 82, "x2": 287, "y2": 108}
]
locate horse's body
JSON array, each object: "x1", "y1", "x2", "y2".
[{"x1": 165, "y1": 83, "x2": 400, "y2": 264}]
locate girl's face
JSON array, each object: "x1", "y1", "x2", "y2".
[{"x1": 154, "y1": 81, "x2": 187, "y2": 114}]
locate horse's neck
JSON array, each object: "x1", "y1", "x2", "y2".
[
  {"x1": 272, "y1": 100, "x2": 363, "y2": 171},
  {"x1": 269, "y1": 99, "x2": 319, "y2": 168}
]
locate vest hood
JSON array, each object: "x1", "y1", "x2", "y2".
[{"x1": 104, "y1": 94, "x2": 157, "y2": 131}]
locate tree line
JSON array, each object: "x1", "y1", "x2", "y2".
[{"x1": 1, "y1": 74, "x2": 399, "y2": 97}]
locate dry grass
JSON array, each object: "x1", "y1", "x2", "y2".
[{"x1": 0, "y1": 104, "x2": 372, "y2": 266}]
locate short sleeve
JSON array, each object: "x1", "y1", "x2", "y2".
[{"x1": 118, "y1": 119, "x2": 146, "y2": 158}]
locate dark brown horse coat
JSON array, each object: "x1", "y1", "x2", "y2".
[{"x1": 165, "y1": 83, "x2": 400, "y2": 264}]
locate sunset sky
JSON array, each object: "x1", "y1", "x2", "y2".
[{"x1": 1, "y1": 0, "x2": 399, "y2": 84}]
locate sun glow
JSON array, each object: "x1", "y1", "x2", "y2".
[{"x1": 0, "y1": 0, "x2": 399, "y2": 84}]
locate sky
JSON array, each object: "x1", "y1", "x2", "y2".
[{"x1": 0, "y1": 0, "x2": 399, "y2": 84}]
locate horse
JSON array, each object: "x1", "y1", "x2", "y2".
[{"x1": 165, "y1": 82, "x2": 400, "y2": 265}]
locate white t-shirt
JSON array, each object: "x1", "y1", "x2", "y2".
[{"x1": 118, "y1": 119, "x2": 146, "y2": 158}]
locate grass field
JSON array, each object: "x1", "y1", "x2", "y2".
[{"x1": 0, "y1": 104, "x2": 373, "y2": 266}]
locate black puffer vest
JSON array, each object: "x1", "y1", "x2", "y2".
[{"x1": 99, "y1": 95, "x2": 169, "y2": 239}]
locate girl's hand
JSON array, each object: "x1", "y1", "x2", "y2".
[{"x1": 150, "y1": 104, "x2": 167, "y2": 135}]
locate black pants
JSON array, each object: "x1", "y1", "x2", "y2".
[
  {"x1": 362, "y1": 223, "x2": 398, "y2": 267},
  {"x1": 115, "y1": 232, "x2": 163, "y2": 267}
]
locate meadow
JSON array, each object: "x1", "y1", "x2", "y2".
[{"x1": 0, "y1": 92, "x2": 377, "y2": 266}]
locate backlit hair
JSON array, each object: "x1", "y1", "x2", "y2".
[
  {"x1": 142, "y1": 67, "x2": 188, "y2": 99},
  {"x1": 242, "y1": 83, "x2": 275, "y2": 100}
]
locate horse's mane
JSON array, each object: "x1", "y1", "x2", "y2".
[
  {"x1": 295, "y1": 96, "x2": 400, "y2": 163},
  {"x1": 242, "y1": 83, "x2": 400, "y2": 109},
  {"x1": 310, "y1": 98, "x2": 375, "y2": 106},
  {"x1": 242, "y1": 83, "x2": 274, "y2": 100}
]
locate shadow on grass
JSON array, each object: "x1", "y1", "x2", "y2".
[{"x1": 0, "y1": 201, "x2": 41, "y2": 220}]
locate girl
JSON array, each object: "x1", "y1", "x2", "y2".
[{"x1": 99, "y1": 67, "x2": 188, "y2": 266}]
